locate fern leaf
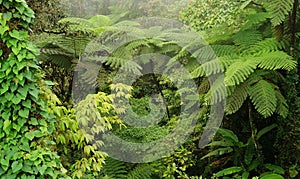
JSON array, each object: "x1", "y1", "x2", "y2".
[
  {"x1": 225, "y1": 83, "x2": 249, "y2": 114},
  {"x1": 265, "y1": 0, "x2": 294, "y2": 26},
  {"x1": 248, "y1": 80, "x2": 277, "y2": 118},
  {"x1": 242, "y1": 12, "x2": 271, "y2": 30},
  {"x1": 191, "y1": 58, "x2": 225, "y2": 78},
  {"x1": 233, "y1": 30, "x2": 262, "y2": 50},
  {"x1": 248, "y1": 38, "x2": 283, "y2": 54},
  {"x1": 211, "y1": 45, "x2": 238, "y2": 57},
  {"x1": 56, "y1": 36, "x2": 90, "y2": 55},
  {"x1": 58, "y1": 17, "x2": 92, "y2": 27},
  {"x1": 101, "y1": 157, "x2": 127, "y2": 178},
  {"x1": 275, "y1": 90, "x2": 289, "y2": 118},
  {"x1": 127, "y1": 164, "x2": 154, "y2": 179},
  {"x1": 206, "y1": 76, "x2": 227, "y2": 104},
  {"x1": 256, "y1": 51, "x2": 296, "y2": 71},
  {"x1": 225, "y1": 59, "x2": 258, "y2": 86},
  {"x1": 88, "y1": 15, "x2": 111, "y2": 27},
  {"x1": 38, "y1": 54, "x2": 73, "y2": 69},
  {"x1": 105, "y1": 57, "x2": 127, "y2": 68}
]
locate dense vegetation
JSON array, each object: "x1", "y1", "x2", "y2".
[{"x1": 0, "y1": 0, "x2": 299, "y2": 178}]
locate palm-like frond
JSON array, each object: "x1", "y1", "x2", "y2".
[
  {"x1": 247, "y1": 38, "x2": 283, "y2": 55},
  {"x1": 225, "y1": 83, "x2": 249, "y2": 114},
  {"x1": 242, "y1": 12, "x2": 271, "y2": 30},
  {"x1": 233, "y1": 30, "x2": 262, "y2": 50},
  {"x1": 265, "y1": 0, "x2": 294, "y2": 26},
  {"x1": 225, "y1": 59, "x2": 258, "y2": 86},
  {"x1": 256, "y1": 51, "x2": 296, "y2": 70},
  {"x1": 275, "y1": 90, "x2": 289, "y2": 118},
  {"x1": 248, "y1": 80, "x2": 277, "y2": 118}
]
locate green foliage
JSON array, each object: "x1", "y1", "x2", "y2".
[
  {"x1": 44, "y1": 83, "x2": 130, "y2": 178},
  {"x1": 100, "y1": 157, "x2": 127, "y2": 178},
  {"x1": 264, "y1": 0, "x2": 294, "y2": 27},
  {"x1": 202, "y1": 127, "x2": 284, "y2": 178},
  {"x1": 153, "y1": 146, "x2": 195, "y2": 179},
  {"x1": 189, "y1": 13, "x2": 296, "y2": 117},
  {"x1": 26, "y1": 0, "x2": 65, "y2": 33},
  {"x1": 179, "y1": 0, "x2": 243, "y2": 31},
  {"x1": 19, "y1": 1, "x2": 300, "y2": 178},
  {"x1": 0, "y1": 0, "x2": 65, "y2": 178}
]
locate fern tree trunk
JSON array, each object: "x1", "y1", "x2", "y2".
[
  {"x1": 0, "y1": 0, "x2": 63, "y2": 177},
  {"x1": 275, "y1": 0, "x2": 300, "y2": 170}
]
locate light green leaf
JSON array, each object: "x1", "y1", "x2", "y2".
[
  {"x1": 215, "y1": 166, "x2": 243, "y2": 177},
  {"x1": 260, "y1": 173, "x2": 284, "y2": 179},
  {"x1": 0, "y1": 25, "x2": 9, "y2": 36},
  {"x1": 11, "y1": 161, "x2": 23, "y2": 173},
  {"x1": 19, "y1": 108, "x2": 29, "y2": 118},
  {"x1": 25, "y1": 131, "x2": 35, "y2": 140}
]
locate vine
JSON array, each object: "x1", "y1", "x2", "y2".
[{"x1": 0, "y1": 0, "x2": 64, "y2": 178}]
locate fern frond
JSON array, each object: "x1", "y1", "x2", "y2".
[
  {"x1": 233, "y1": 30, "x2": 262, "y2": 50},
  {"x1": 124, "y1": 39, "x2": 151, "y2": 51},
  {"x1": 248, "y1": 80, "x2": 277, "y2": 117},
  {"x1": 104, "y1": 57, "x2": 127, "y2": 68},
  {"x1": 101, "y1": 157, "x2": 127, "y2": 178},
  {"x1": 248, "y1": 38, "x2": 283, "y2": 54},
  {"x1": 58, "y1": 17, "x2": 92, "y2": 27},
  {"x1": 40, "y1": 47, "x2": 71, "y2": 56},
  {"x1": 211, "y1": 45, "x2": 238, "y2": 57},
  {"x1": 157, "y1": 43, "x2": 181, "y2": 54},
  {"x1": 225, "y1": 83, "x2": 249, "y2": 114},
  {"x1": 127, "y1": 164, "x2": 153, "y2": 179},
  {"x1": 265, "y1": 0, "x2": 294, "y2": 26},
  {"x1": 256, "y1": 51, "x2": 296, "y2": 70},
  {"x1": 192, "y1": 45, "x2": 217, "y2": 61},
  {"x1": 191, "y1": 58, "x2": 225, "y2": 78},
  {"x1": 88, "y1": 15, "x2": 111, "y2": 28},
  {"x1": 275, "y1": 90, "x2": 289, "y2": 118},
  {"x1": 225, "y1": 59, "x2": 258, "y2": 86},
  {"x1": 38, "y1": 54, "x2": 73, "y2": 69},
  {"x1": 54, "y1": 36, "x2": 91, "y2": 56},
  {"x1": 206, "y1": 76, "x2": 227, "y2": 104},
  {"x1": 121, "y1": 60, "x2": 142, "y2": 75},
  {"x1": 242, "y1": 12, "x2": 271, "y2": 30}
]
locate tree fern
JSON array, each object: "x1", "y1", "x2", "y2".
[
  {"x1": 248, "y1": 80, "x2": 277, "y2": 118},
  {"x1": 205, "y1": 76, "x2": 227, "y2": 104},
  {"x1": 256, "y1": 51, "x2": 296, "y2": 70},
  {"x1": 242, "y1": 12, "x2": 271, "y2": 30},
  {"x1": 211, "y1": 45, "x2": 238, "y2": 57},
  {"x1": 225, "y1": 59, "x2": 258, "y2": 86},
  {"x1": 233, "y1": 30, "x2": 262, "y2": 51},
  {"x1": 247, "y1": 38, "x2": 284, "y2": 55},
  {"x1": 265, "y1": 0, "x2": 294, "y2": 26},
  {"x1": 225, "y1": 83, "x2": 249, "y2": 114}
]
